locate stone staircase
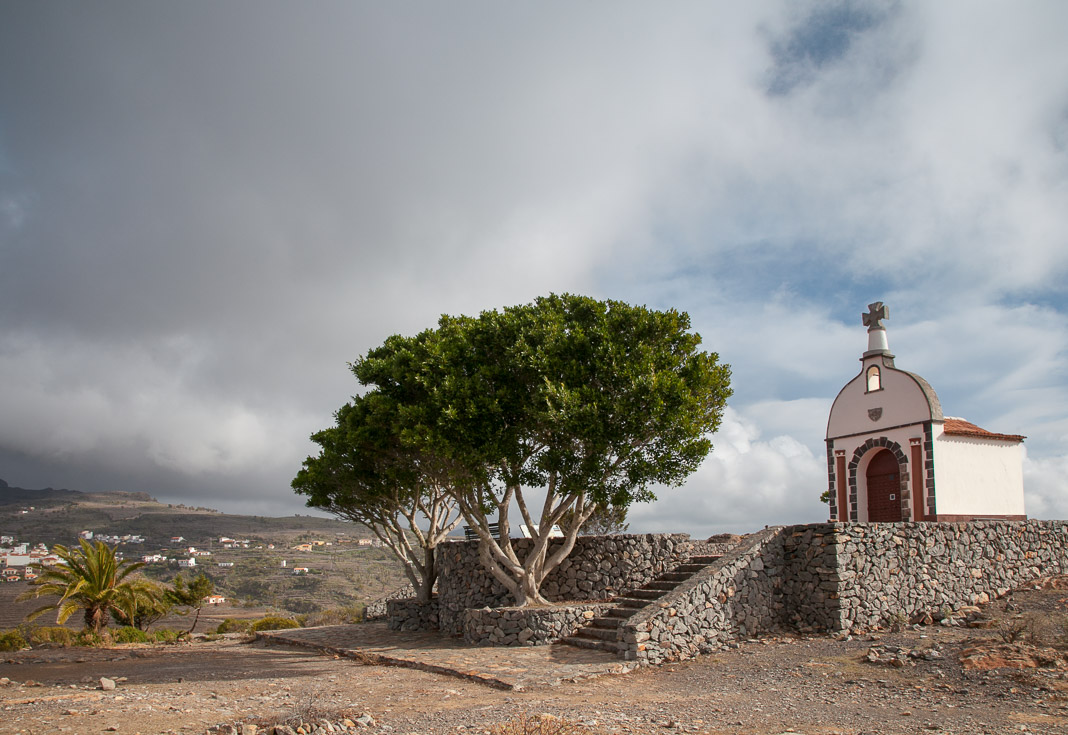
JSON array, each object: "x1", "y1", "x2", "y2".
[{"x1": 558, "y1": 554, "x2": 723, "y2": 655}]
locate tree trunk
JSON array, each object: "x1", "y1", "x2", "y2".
[
  {"x1": 85, "y1": 605, "x2": 106, "y2": 635},
  {"x1": 514, "y1": 571, "x2": 550, "y2": 607},
  {"x1": 416, "y1": 546, "x2": 436, "y2": 603}
]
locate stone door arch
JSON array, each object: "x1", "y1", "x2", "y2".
[{"x1": 848, "y1": 437, "x2": 911, "y2": 522}]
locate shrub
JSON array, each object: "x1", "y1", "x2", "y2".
[
  {"x1": 997, "y1": 617, "x2": 1028, "y2": 643},
  {"x1": 76, "y1": 630, "x2": 106, "y2": 647},
  {"x1": 304, "y1": 605, "x2": 365, "y2": 627},
  {"x1": 488, "y1": 714, "x2": 600, "y2": 735},
  {"x1": 30, "y1": 626, "x2": 77, "y2": 647},
  {"x1": 215, "y1": 618, "x2": 252, "y2": 634},
  {"x1": 0, "y1": 629, "x2": 29, "y2": 652},
  {"x1": 153, "y1": 628, "x2": 185, "y2": 643},
  {"x1": 250, "y1": 616, "x2": 301, "y2": 632},
  {"x1": 282, "y1": 598, "x2": 321, "y2": 615},
  {"x1": 112, "y1": 626, "x2": 151, "y2": 644}
]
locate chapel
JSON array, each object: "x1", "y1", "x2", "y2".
[{"x1": 825, "y1": 302, "x2": 1026, "y2": 523}]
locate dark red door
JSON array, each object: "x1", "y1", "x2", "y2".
[{"x1": 866, "y1": 449, "x2": 902, "y2": 522}]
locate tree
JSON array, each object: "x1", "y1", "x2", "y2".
[
  {"x1": 167, "y1": 572, "x2": 214, "y2": 634},
  {"x1": 560, "y1": 503, "x2": 631, "y2": 536},
  {"x1": 111, "y1": 578, "x2": 173, "y2": 630},
  {"x1": 18, "y1": 539, "x2": 146, "y2": 634},
  {"x1": 293, "y1": 391, "x2": 464, "y2": 602},
  {"x1": 354, "y1": 294, "x2": 731, "y2": 606}
]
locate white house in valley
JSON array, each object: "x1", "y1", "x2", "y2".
[{"x1": 826, "y1": 303, "x2": 1026, "y2": 523}]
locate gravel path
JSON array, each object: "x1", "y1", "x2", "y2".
[{"x1": 2, "y1": 583, "x2": 1068, "y2": 734}]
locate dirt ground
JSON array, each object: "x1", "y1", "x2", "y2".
[{"x1": 3, "y1": 580, "x2": 1068, "y2": 735}]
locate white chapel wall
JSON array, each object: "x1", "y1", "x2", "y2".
[{"x1": 931, "y1": 427, "x2": 1025, "y2": 517}]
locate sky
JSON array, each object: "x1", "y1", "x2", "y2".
[{"x1": 1, "y1": 1, "x2": 1066, "y2": 536}]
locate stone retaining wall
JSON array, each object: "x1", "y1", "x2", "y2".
[
  {"x1": 792, "y1": 520, "x2": 1068, "y2": 632},
  {"x1": 619, "y1": 527, "x2": 785, "y2": 664},
  {"x1": 386, "y1": 597, "x2": 439, "y2": 632},
  {"x1": 382, "y1": 520, "x2": 1068, "y2": 657},
  {"x1": 366, "y1": 584, "x2": 416, "y2": 620},
  {"x1": 462, "y1": 603, "x2": 612, "y2": 646},
  {"x1": 618, "y1": 520, "x2": 1068, "y2": 665},
  {"x1": 435, "y1": 533, "x2": 691, "y2": 634}
]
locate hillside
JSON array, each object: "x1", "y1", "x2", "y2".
[
  {"x1": 0, "y1": 478, "x2": 371, "y2": 547},
  {"x1": 0, "y1": 478, "x2": 408, "y2": 614}
]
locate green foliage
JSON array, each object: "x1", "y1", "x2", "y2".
[
  {"x1": 153, "y1": 628, "x2": 184, "y2": 643},
  {"x1": 112, "y1": 625, "x2": 150, "y2": 644},
  {"x1": 167, "y1": 572, "x2": 215, "y2": 633},
  {"x1": 293, "y1": 389, "x2": 464, "y2": 603},
  {"x1": 17, "y1": 539, "x2": 146, "y2": 633},
  {"x1": 352, "y1": 294, "x2": 732, "y2": 605},
  {"x1": 112, "y1": 578, "x2": 173, "y2": 630},
  {"x1": 0, "y1": 629, "x2": 29, "y2": 651},
  {"x1": 76, "y1": 629, "x2": 106, "y2": 647},
  {"x1": 250, "y1": 616, "x2": 301, "y2": 632},
  {"x1": 214, "y1": 618, "x2": 252, "y2": 634},
  {"x1": 560, "y1": 504, "x2": 630, "y2": 536},
  {"x1": 29, "y1": 626, "x2": 77, "y2": 647}
]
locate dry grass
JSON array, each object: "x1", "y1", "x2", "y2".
[{"x1": 487, "y1": 713, "x2": 611, "y2": 735}]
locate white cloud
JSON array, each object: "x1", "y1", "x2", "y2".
[
  {"x1": 0, "y1": 2, "x2": 1065, "y2": 526},
  {"x1": 629, "y1": 407, "x2": 828, "y2": 536},
  {"x1": 1023, "y1": 449, "x2": 1068, "y2": 520}
]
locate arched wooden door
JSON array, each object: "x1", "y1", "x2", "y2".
[{"x1": 866, "y1": 449, "x2": 902, "y2": 522}]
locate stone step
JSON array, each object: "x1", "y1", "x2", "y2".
[
  {"x1": 559, "y1": 551, "x2": 729, "y2": 657},
  {"x1": 572, "y1": 626, "x2": 620, "y2": 642},
  {"x1": 557, "y1": 635, "x2": 621, "y2": 654},
  {"x1": 672, "y1": 564, "x2": 707, "y2": 575},
  {"x1": 588, "y1": 616, "x2": 623, "y2": 630}
]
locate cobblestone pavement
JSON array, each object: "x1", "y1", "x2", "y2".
[{"x1": 257, "y1": 622, "x2": 636, "y2": 690}]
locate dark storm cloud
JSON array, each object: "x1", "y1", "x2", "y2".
[{"x1": 1, "y1": 2, "x2": 1067, "y2": 529}]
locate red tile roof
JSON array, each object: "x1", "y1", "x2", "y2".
[{"x1": 942, "y1": 418, "x2": 1025, "y2": 443}]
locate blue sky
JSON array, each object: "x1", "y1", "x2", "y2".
[{"x1": 1, "y1": 1, "x2": 1066, "y2": 534}]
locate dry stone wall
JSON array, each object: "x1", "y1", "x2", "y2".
[
  {"x1": 385, "y1": 520, "x2": 1068, "y2": 657},
  {"x1": 620, "y1": 520, "x2": 1068, "y2": 665},
  {"x1": 791, "y1": 520, "x2": 1068, "y2": 632},
  {"x1": 386, "y1": 598, "x2": 439, "y2": 632},
  {"x1": 619, "y1": 527, "x2": 785, "y2": 664},
  {"x1": 434, "y1": 533, "x2": 691, "y2": 634},
  {"x1": 462, "y1": 603, "x2": 612, "y2": 646}
]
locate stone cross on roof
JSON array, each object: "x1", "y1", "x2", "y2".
[{"x1": 863, "y1": 302, "x2": 889, "y2": 332}]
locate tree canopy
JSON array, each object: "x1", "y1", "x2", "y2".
[
  {"x1": 352, "y1": 294, "x2": 731, "y2": 606},
  {"x1": 292, "y1": 391, "x2": 463, "y2": 601}
]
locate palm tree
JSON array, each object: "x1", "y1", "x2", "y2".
[
  {"x1": 111, "y1": 578, "x2": 173, "y2": 631},
  {"x1": 18, "y1": 539, "x2": 146, "y2": 634}
]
